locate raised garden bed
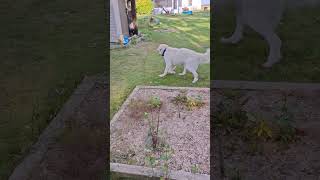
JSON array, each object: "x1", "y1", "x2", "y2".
[
  {"x1": 9, "y1": 75, "x2": 107, "y2": 180},
  {"x1": 211, "y1": 80, "x2": 320, "y2": 179},
  {"x1": 110, "y1": 86, "x2": 210, "y2": 179}
]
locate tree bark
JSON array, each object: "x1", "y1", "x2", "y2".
[{"x1": 130, "y1": 0, "x2": 138, "y2": 34}]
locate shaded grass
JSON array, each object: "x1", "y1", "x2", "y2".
[
  {"x1": 110, "y1": 12, "x2": 210, "y2": 117},
  {"x1": 0, "y1": 0, "x2": 105, "y2": 178},
  {"x1": 213, "y1": 6, "x2": 320, "y2": 82}
]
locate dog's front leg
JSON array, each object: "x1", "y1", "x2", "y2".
[
  {"x1": 169, "y1": 65, "x2": 176, "y2": 74},
  {"x1": 159, "y1": 64, "x2": 170, "y2": 77},
  {"x1": 179, "y1": 66, "x2": 186, "y2": 76}
]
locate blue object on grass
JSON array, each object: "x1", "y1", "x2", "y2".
[
  {"x1": 123, "y1": 35, "x2": 129, "y2": 45},
  {"x1": 182, "y1": 10, "x2": 193, "y2": 15}
]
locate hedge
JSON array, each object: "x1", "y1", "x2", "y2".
[{"x1": 136, "y1": 0, "x2": 154, "y2": 15}]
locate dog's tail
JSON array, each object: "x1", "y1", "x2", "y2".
[{"x1": 200, "y1": 48, "x2": 210, "y2": 64}]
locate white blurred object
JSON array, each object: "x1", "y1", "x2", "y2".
[{"x1": 153, "y1": 8, "x2": 162, "y2": 15}]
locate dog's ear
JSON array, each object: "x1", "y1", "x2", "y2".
[
  {"x1": 157, "y1": 44, "x2": 164, "y2": 53},
  {"x1": 157, "y1": 44, "x2": 168, "y2": 55},
  {"x1": 157, "y1": 44, "x2": 161, "y2": 50},
  {"x1": 162, "y1": 44, "x2": 168, "y2": 48}
]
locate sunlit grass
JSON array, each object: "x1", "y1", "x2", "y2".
[{"x1": 110, "y1": 12, "x2": 210, "y2": 117}]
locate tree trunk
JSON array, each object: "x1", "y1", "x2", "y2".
[{"x1": 130, "y1": 0, "x2": 138, "y2": 35}]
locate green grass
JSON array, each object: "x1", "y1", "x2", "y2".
[
  {"x1": 213, "y1": 6, "x2": 320, "y2": 82},
  {"x1": 0, "y1": 0, "x2": 105, "y2": 179},
  {"x1": 110, "y1": 12, "x2": 210, "y2": 117}
]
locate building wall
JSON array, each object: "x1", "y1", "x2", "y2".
[
  {"x1": 154, "y1": 0, "x2": 210, "y2": 12},
  {"x1": 155, "y1": 0, "x2": 184, "y2": 8},
  {"x1": 154, "y1": 0, "x2": 173, "y2": 7},
  {"x1": 110, "y1": 0, "x2": 119, "y2": 42},
  {"x1": 201, "y1": 0, "x2": 210, "y2": 6},
  {"x1": 118, "y1": 0, "x2": 129, "y2": 36},
  {"x1": 181, "y1": 0, "x2": 202, "y2": 10},
  {"x1": 110, "y1": 0, "x2": 129, "y2": 43}
]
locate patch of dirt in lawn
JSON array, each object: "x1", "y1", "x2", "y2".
[
  {"x1": 27, "y1": 82, "x2": 108, "y2": 180},
  {"x1": 110, "y1": 88, "x2": 210, "y2": 174},
  {"x1": 212, "y1": 89, "x2": 320, "y2": 180},
  {"x1": 153, "y1": 28, "x2": 179, "y2": 33}
]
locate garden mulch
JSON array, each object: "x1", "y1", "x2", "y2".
[
  {"x1": 110, "y1": 86, "x2": 210, "y2": 175},
  {"x1": 212, "y1": 88, "x2": 320, "y2": 180}
]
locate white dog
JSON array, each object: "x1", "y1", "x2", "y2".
[
  {"x1": 217, "y1": 0, "x2": 320, "y2": 67},
  {"x1": 157, "y1": 44, "x2": 210, "y2": 83}
]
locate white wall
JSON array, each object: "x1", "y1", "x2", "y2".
[
  {"x1": 181, "y1": 0, "x2": 202, "y2": 10},
  {"x1": 193, "y1": 0, "x2": 202, "y2": 10}
]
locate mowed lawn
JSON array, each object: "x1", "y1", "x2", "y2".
[
  {"x1": 110, "y1": 12, "x2": 210, "y2": 117},
  {"x1": 213, "y1": 6, "x2": 320, "y2": 82},
  {"x1": 0, "y1": 0, "x2": 106, "y2": 179}
]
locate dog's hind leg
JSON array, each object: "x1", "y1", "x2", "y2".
[
  {"x1": 245, "y1": 0, "x2": 283, "y2": 67},
  {"x1": 186, "y1": 64, "x2": 198, "y2": 83},
  {"x1": 186, "y1": 64, "x2": 199, "y2": 83},
  {"x1": 249, "y1": 22, "x2": 282, "y2": 67},
  {"x1": 190, "y1": 70, "x2": 199, "y2": 83}
]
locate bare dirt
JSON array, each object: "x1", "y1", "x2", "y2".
[
  {"x1": 153, "y1": 28, "x2": 179, "y2": 33},
  {"x1": 212, "y1": 89, "x2": 320, "y2": 180},
  {"x1": 110, "y1": 87, "x2": 210, "y2": 175}
]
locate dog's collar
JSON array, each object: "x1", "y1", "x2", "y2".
[{"x1": 161, "y1": 48, "x2": 167, "y2": 56}]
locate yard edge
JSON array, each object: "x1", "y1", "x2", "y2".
[{"x1": 8, "y1": 74, "x2": 106, "y2": 180}]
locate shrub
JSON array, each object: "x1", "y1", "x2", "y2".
[{"x1": 136, "y1": 0, "x2": 154, "y2": 15}]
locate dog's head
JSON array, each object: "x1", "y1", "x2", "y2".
[{"x1": 157, "y1": 44, "x2": 169, "y2": 55}]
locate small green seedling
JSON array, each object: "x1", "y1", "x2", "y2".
[
  {"x1": 275, "y1": 94, "x2": 297, "y2": 144},
  {"x1": 148, "y1": 96, "x2": 162, "y2": 109},
  {"x1": 172, "y1": 93, "x2": 188, "y2": 118},
  {"x1": 160, "y1": 144, "x2": 174, "y2": 179},
  {"x1": 144, "y1": 148, "x2": 158, "y2": 168},
  {"x1": 252, "y1": 119, "x2": 273, "y2": 141},
  {"x1": 145, "y1": 96, "x2": 162, "y2": 150},
  {"x1": 186, "y1": 96, "x2": 205, "y2": 110},
  {"x1": 191, "y1": 164, "x2": 199, "y2": 174}
]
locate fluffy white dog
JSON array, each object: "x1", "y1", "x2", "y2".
[{"x1": 157, "y1": 44, "x2": 210, "y2": 83}]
